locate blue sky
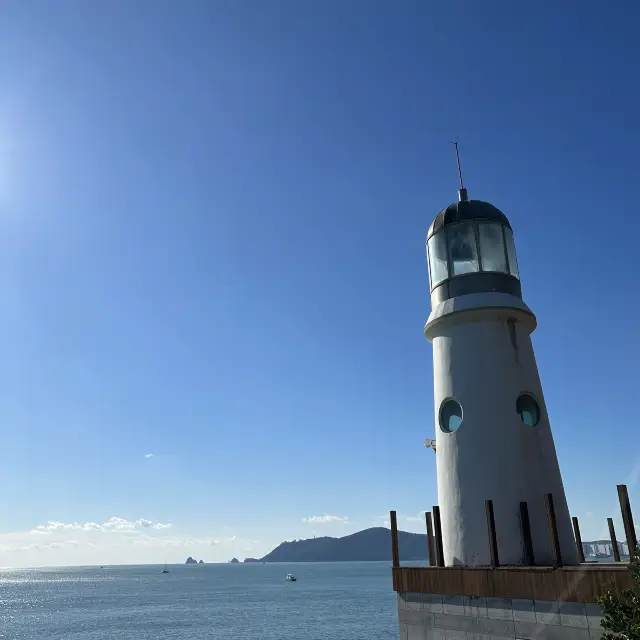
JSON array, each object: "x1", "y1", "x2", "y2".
[{"x1": 1, "y1": 0, "x2": 639, "y2": 566}]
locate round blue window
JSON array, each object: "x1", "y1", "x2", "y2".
[
  {"x1": 440, "y1": 398, "x2": 463, "y2": 433},
  {"x1": 516, "y1": 393, "x2": 540, "y2": 426}
]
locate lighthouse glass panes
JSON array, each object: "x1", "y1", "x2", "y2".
[
  {"x1": 447, "y1": 222, "x2": 479, "y2": 275},
  {"x1": 478, "y1": 222, "x2": 507, "y2": 273},
  {"x1": 440, "y1": 398, "x2": 463, "y2": 433},
  {"x1": 428, "y1": 232, "x2": 449, "y2": 287},
  {"x1": 427, "y1": 221, "x2": 520, "y2": 289},
  {"x1": 516, "y1": 393, "x2": 540, "y2": 426},
  {"x1": 504, "y1": 227, "x2": 520, "y2": 279}
]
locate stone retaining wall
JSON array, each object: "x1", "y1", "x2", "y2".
[{"x1": 397, "y1": 592, "x2": 605, "y2": 640}]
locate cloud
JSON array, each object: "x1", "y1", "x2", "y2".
[
  {"x1": 0, "y1": 518, "x2": 260, "y2": 566},
  {"x1": 132, "y1": 534, "x2": 259, "y2": 549},
  {"x1": 0, "y1": 534, "x2": 255, "y2": 555},
  {"x1": 302, "y1": 514, "x2": 348, "y2": 524},
  {"x1": 103, "y1": 517, "x2": 172, "y2": 532},
  {"x1": 30, "y1": 517, "x2": 172, "y2": 535},
  {"x1": 0, "y1": 539, "x2": 83, "y2": 553},
  {"x1": 133, "y1": 535, "x2": 219, "y2": 548},
  {"x1": 405, "y1": 515, "x2": 423, "y2": 523},
  {"x1": 144, "y1": 453, "x2": 155, "y2": 459}
]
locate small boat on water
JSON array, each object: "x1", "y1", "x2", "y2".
[
  {"x1": 162, "y1": 562, "x2": 170, "y2": 574},
  {"x1": 285, "y1": 573, "x2": 297, "y2": 582}
]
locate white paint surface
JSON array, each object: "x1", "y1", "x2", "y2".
[{"x1": 425, "y1": 292, "x2": 577, "y2": 567}]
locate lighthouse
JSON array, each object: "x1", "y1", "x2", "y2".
[
  {"x1": 423, "y1": 150, "x2": 578, "y2": 567},
  {"x1": 389, "y1": 147, "x2": 636, "y2": 640}
]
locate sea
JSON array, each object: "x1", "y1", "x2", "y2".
[{"x1": 0, "y1": 561, "x2": 400, "y2": 640}]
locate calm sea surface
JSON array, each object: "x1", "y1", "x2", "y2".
[{"x1": 0, "y1": 562, "x2": 399, "y2": 640}]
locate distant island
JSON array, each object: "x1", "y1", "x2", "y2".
[
  {"x1": 185, "y1": 557, "x2": 198, "y2": 564},
  {"x1": 242, "y1": 527, "x2": 630, "y2": 563},
  {"x1": 198, "y1": 560, "x2": 204, "y2": 564},
  {"x1": 229, "y1": 558, "x2": 239, "y2": 564}
]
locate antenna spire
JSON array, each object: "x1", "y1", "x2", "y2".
[{"x1": 451, "y1": 137, "x2": 468, "y2": 202}]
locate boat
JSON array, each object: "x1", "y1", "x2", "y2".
[
  {"x1": 162, "y1": 561, "x2": 170, "y2": 574},
  {"x1": 285, "y1": 573, "x2": 297, "y2": 582}
]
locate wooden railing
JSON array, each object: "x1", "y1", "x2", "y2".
[
  {"x1": 390, "y1": 483, "x2": 637, "y2": 570},
  {"x1": 391, "y1": 563, "x2": 634, "y2": 603}
]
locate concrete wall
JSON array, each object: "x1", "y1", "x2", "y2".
[
  {"x1": 398, "y1": 592, "x2": 605, "y2": 640},
  {"x1": 425, "y1": 292, "x2": 577, "y2": 567}
]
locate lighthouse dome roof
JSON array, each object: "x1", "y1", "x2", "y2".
[{"x1": 427, "y1": 200, "x2": 510, "y2": 239}]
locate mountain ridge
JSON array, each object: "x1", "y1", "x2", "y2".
[
  {"x1": 243, "y1": 527, "x2": 629, "y2": 563},
  {"x1": 244, "y1": 527, "x2": 431, "y2": 563}
]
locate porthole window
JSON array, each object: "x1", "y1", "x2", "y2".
[
  {"x1": 516, "y1": 393, "x2": 540, "y2": 426},
  {"x1": 440, "y1": 398, "x2": 463, "y2": 433}
]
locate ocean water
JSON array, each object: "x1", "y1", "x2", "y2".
[{"x1": 0, "y1": 562, "x2": 399, "y2": 640}]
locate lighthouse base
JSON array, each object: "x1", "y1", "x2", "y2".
[
  {"x1": 397, "y1": 591, "x2": 605, "y2": 640},
  {"x1": 393, "y1": 565, "x2": 632, "y2": 640}
]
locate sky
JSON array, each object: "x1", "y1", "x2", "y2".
[{"x1": 1, "y1": 0, "x2": 639, "y2": 567}]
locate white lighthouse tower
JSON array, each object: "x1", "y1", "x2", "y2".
[{"x1": 424, "y1": 147, "x2": 578, "y2": 567}]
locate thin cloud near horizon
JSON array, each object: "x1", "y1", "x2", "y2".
[
  {"x1": 29, "y1": 517, "x2": 172, "y2": 534},
  {"x1": 302, "y1": 515, "x2": 348, "y2": 524}
]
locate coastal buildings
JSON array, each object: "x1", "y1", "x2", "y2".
[{"x1": 390, "y1": 160, "x2": 637, "y2": 640}]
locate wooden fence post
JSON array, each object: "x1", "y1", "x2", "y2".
[
  {"x1": 607, "y1": 518, "x2": 621, "y2": 562},
  {"x1": 425, "y1": 512, "x2": 436, "y2": 566},
  {"x1": 485, "y1": 500, "x2": 499, "y2": 568},
  {"x1": 432, "y1": 506, "x2": 445, "y2": 567},
  {"x1": 390, "y1": 510, "x2": 400, "y2": 568},
  {"x1": 520, "y1": 502, "x2": 535, "y2": 566},
  {"x1": 544, "y1": 493, "x2": 563, "y2": 568},
  {"x1": 572, "y1": 516, "x2": 586, "y2": 563},
  {"x1": 617, "y1": 485, "x2": 638, "y2": 556}
]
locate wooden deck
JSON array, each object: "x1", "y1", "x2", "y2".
[{"x1": 392, "y1": 564, "x2": 633, "y2": 603}]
